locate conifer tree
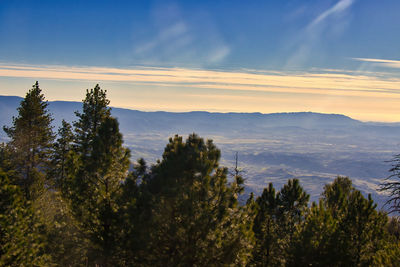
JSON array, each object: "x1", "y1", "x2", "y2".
[
  {"x1": 276, "y1": 178, "x2": 309, "y2": 264},
  {"x1": 251, "y1": 183, "x2": 281, "y2": 266},
  {"x1": 49, "y1": 119, "x2": 74, "y2": 190},
  {"x1": 289, "y1": 201, "x2": 337, "y2": 266},
  {"x1": 3, "y1": 81, "x2": 54, "y2": 199},
  {"x1": 139, "y1": 134, "x2": 254, "y2": 266},
  {"x1": 0, "y1": 169, "x2": 51, "y2": 266},
  {"x1": 73, "y1": 84, "x2": 111, "y2": 158},
  {"x1": 66, "y1": 85, "x2": 131, "y2": 266},
  {"x1": 251, "y1": 179, "x2": 309, "y2": 266},
  {"x1": 290, "y1": 177, "x2": 392, "y2": 266}
]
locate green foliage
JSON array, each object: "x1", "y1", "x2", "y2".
[
  {"x1": 251, "y1": 183, "x2": 281, "y2": 266},
  {"x1": 3, "y1": 81, "x2": 54, "y2": 200},
  {"x1": 73, "y1": 84, "x2": 111, "y2": 159},
  {"x1": 35, "y1": 190, "x2": 88, "y2": 267},
  {"x1": 0, "y1": 170, "x2": 51, "y2": 266},
  {"x1": 290, "y1": 201, "x2": 336, "y2": 266},
  {"x1": 277, "y1": 178, "x2": 309, "y2": 240},
  {"x1": 49, "y1": 120, "x2": 74, "y2": 190},
  {"x1": 290, "y1": 177, "x2": 393, "y2": 266},
  {"x1": 251, "y1": 179, "x2": 309, "y2": 266},
  {"x1": 66, "y1": 85, "x2": 131, "y2": 266},
  {"x1": 138, "y1": 134, "x2": 254, "y2": 266},
  {"x1": 387, "y1": 216, "x2": 400, "y2": 241}
]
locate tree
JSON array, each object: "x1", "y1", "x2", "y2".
[
  {"x1": 380, "y1": 154, "x2": 400, "y2": 214},
  {"x1": 73, "y1": 84, "x2": 111, "y2": 159},
  {"x1": 49, "y1": 119, "x2": 74, "y2": 190},
  {"x1": 289, "y1": 201, "x2": 337, "y2": 266},
  {"x1": 3, "y1": 81, "x2": 54, "y2": 199},
  {"x1": 0, "y1": 169, "x2": 51, "y2": 266},
  {"x1": 66, "y1": 85, "x2": 131, "y2": 266},
  {"x1": 276, "y1": 178, "x2": 309, "y2": 264},
  {"x1": 251, "y1": 179, "x2": 309, "y2": 266},
  {"x1": 138, "y1": 134, "x2": 254, "y2": 266},
  {"x1": 251, "y1": 183, "x2": 281, "y2": 266},
  {"x1": 290, "y1": 177, "x2": 392, "y2": 266}
]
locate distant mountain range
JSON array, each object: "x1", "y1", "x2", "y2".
[
  {"x1": 2, "y1": 95, "x2": 398, "y2": 134},
  {"x1": 1, "y1": 95, "x2": 399, "y2": 208}
]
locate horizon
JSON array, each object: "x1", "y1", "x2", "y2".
[
  {"x1": 1, "y1": 1, "x2": 400, "y2": 122},
  {"x1": 1, "y1": 93, "x2": 398, "y2": 124}
]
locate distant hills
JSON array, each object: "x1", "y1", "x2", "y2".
[
  {"x1": 0, "y1": 95, "x2": 389, "y2": 135},
  {"x1": 1, "y1": 95, "x2": 399, "y2": 207}
]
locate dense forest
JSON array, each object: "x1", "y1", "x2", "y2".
[{"x1": 1, "y1": 82, "x2": 399, "y2": 266}]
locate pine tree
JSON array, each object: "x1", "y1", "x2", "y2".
[
  {"x1": 276, "y1": 178, "x2": 309, "y2": 264},
  {"x1": 0, "y1": 169, "x2": 51, "y2": 266},
  {"x1": 289, "y1": 201, "x2": 337, "y2": 266},
  {"x1": 3, "y1": 81, "x2": 54, "y2": 199},
  {"x1": 290, "y1": 177, "x2": 392, "y2": 266},
  {"x1": 139, "y1": 134, "x2": 254, "y2": 266},
  {"x1": 73, "y1": 84, "x2": 111, "y2": 158},
  {"x1": 251, "y1": 183, "x2": 281, "y2": 266},
  {"x1": 66, "y1": 85, "x2": 131, "y2": 266},
  {"x1": 251, "y1": 179, "x2": 309, "y2": 266},
  {"x1": 49, "y1": 119, "x2": 74, "y2": 190}
]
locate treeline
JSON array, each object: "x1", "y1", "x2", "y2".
[{"x1": 0, "y1": 82, "x2": 399, "y2": 266}]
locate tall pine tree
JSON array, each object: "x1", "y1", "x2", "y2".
[
  {"x1": 3, "y1": 81, "x2": 54, "y2": 200},
  {"x1": 66, "y1": 85, "x2": 131, "y2": 266}
]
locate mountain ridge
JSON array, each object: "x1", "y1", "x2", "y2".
[{"x1": 0, "y1": 95, "x2": 383, "y2": 126}]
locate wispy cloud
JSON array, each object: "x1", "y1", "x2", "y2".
[
  {"x1": 132, "y1": 3, "x2": 230, "y2": 66},
  {"x1": 354, "y1": 58, "x2": 400, "y2": 69},
  {"x1": 308, "y1": 0, "x2": 354, "y2": 28},
  {"x1": 286, "y1": 0, "x2": 355, "y2": 68},
  {"x1": 0, "y1": 63, "x2": 400, "y2": 99}
]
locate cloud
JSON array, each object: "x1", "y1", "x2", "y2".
[
  {"x1": 132, "y1": 3, "x2": 230, "y2": 65},
  {"x1": 0, "y1": 63, "x2": 400, "y2": 99},
  {"x1": 308, "y1": 0, "x2": 354, "y2": 28},
  {"x1": 353, "y1": 58, "x2": 400, "y2": 69},
  {"x1": 135, "y1": 22, "x2": 190, "y2": 55},
  {"x1": 208, "y1": 45, "x2": 230, "y2": 63},
  {"x1": 286, "y1": 0, "x2": 355, "y2": 68}
]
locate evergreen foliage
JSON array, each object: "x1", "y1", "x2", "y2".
[
  {"x1": 0, "y1": 170, "x2": 51, "y2": 266},
  {"x1": 49, "y1": 120, "x2": 74, "y2": 190},
  {"x1": 65, "y1": 85, "x2": 131, "y2": 266},
  {"x1": 251, "y1": 183, "x2": 280, "y2": 266},
  {"x1": 290, "y1": 177, "x2": 395, "y2": 266},
  {"x1": 3, "y1": 81, "x2": 54, "y2": 199},
  {"x1": 252, "y1": 179, "x2": 309, "y2": 266},
  {"x1": 137, "y1": 134, "x2": 254, "y2": 266}
]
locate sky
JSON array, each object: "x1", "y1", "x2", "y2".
[{"x1": 0, "y1": 0, "x2": 400, "y2": 122}]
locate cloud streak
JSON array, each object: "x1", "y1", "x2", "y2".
[
  {"x1": 286, "y1": 0, "x2": 355, "y2": 68},
  {"x1": 0, "y1": 63, "x2": 399, "y2": 99},
  {"x1": 309, "y1": 0, "x2": 354, "y2": 28},
  {"x1": 354, "y1": 58, "x2": 400, "y2": 69}
]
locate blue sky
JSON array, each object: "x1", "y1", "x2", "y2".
[{"x1": 1, "y1": 0, "x2": 400, "y2": 121}]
